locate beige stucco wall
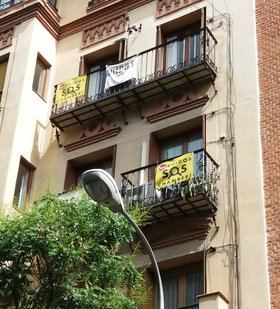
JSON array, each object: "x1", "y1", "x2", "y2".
[
  {"x1": 0, "y1": 18, "x2": 56, "y2": 208},
  {"x1": 199, "y1": 294, "x2": 229, "y2": 309},
  {"x1": 0, "y1": 0, "x2": 270, "y2": 308}
]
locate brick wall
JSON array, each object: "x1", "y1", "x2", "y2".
[{"x1": 256, "y1": 0, "x2": 280, "y2": 307}]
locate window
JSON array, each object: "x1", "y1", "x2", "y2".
[
  {"x1": 165, "y1": 22, "x2": 201, "y2": 69},
  {"x1": 13, "y1": 158, "x2": 35, "y2": 208},
  {"x1": 64, "y1": 146, "x2": 116, "y2": 191},
  {"x1": 161, "y1": 131, "x2": 203, "y2": 161},
  {"x1": 48, "y1": 0, "x2": 57, "y2": 9},
  {"x1": 65, "y1": 157, "x2": 114, "y2": 190},
  {"x1": 161, "y1": 263, "x2": 203, "y2": 309},
  {"x1": 84, "y1": 42, "x2": 125, "y2": 99},
  {"x1": 32, "y1": 55, "x2": 50, "y2": 98},
  {"x1": 0, "y1": 58, "x2": 8, "y2": 103}
]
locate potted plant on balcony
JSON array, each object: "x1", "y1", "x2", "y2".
[{"x1": 180, "y1": 178, "x2": 216, "y2": 200}]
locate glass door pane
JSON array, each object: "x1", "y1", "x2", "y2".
[
  {"x1": 187, "y1": 132, "x2": 203, "y2": 178},
  {"x1": 185, "y1": 268, "x2": 203, "y2": 307},
  {"x1": 162, "y1": 274, "x2": 179, "y2": 309},
  {"x1": 88, "y1": 66, "x2": 106, "y2": 99},
  {"x1": 161, "y1": 139, "x2": 183, "y2": 160},
  {"x1": 166, "y1": 36, "x2": 184, "y2": 69}
]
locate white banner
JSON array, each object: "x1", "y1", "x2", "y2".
[{"x1": 105, "y1": 56, "x2": 138, "y2": 89}]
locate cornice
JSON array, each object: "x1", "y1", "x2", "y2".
[
  {"x1": 59, "y1": 0, "x2": 153, "y2": 40},
  {"x1": 64, "y1": 120, "x2": 121, "y2": 152},
  {"x1": 0, "y1": 0, "x2": 153, "y2": 42},
  {"x1": 146, "y1": 94, "x2": 209, "y2": 123},
  {"x1": 156, "y1": 0, "x2": 201, "y2": 18},
  {"x1": 0, "y1": 1, "x2": 60, "y2": 39},
  {"x1": 82, "y1": 14, "x2": 127, "y2": 49}
]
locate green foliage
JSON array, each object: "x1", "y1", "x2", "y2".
[
  {"x1": 125, "y1": 202, "x2": 151, "y2": 227},
  {"x1": 0, "y1": 193, "x2": 146, "y2": 308},
  {"x1": 180, "y1": 178, "x2": 216, "y2": 199}
]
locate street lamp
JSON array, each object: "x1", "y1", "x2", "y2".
[{"x1": 81, "y1": 169, "x2": 164, "y2": 309}]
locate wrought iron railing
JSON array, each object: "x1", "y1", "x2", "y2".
[
  {"x1": 0, "y1": 0, "x2": 57, "y2": 11},
  {"x1": 178, "y1": 304, "x2": 199, "y2": 309},
  {"x1": 121, "y1": 149, "x2": 218, "y2": 208},
  {"x1": 0, "y1": 0, "x2": 22, "y2": 11},
  {"x1": 89, "y1": 0, "x2": 105, "y2": 5},
  {"x1": 52, "y1": 27, "x2": 217, "y2": 116}
]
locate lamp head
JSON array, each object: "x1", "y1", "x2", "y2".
[{"x1": 81, "y1": 169, "x2": 124, "y2": 213}]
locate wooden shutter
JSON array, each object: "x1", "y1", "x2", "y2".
[
  {"x1": 149, "y1": 133, "x2": 160, "y2": 164},
  {"x1": 64, "y1": 161, "x2": 78, "y2": 191}
]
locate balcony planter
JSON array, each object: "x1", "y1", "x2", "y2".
[{"x1": 180, "y1": 178, "x2": 216, "y2": 200}]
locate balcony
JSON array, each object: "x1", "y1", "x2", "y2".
[
  {"x1": 121, "y1": 149, "x2": 218, "y2": 224},
  {"x1": 0, "y1": 0, "x2": 57, "y2": 11},
  {"x1": 50, "y1": 28, "x2": 217, "y2": 130},
  {"x1": 0, "y1": 0, "x2": 21, "y2": 11}
]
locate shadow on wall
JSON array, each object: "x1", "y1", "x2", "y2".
[{"x1": 30, "y1": 120, "x2": 61, "y2": 201}]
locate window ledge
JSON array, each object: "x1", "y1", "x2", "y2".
[{"x1": 32, "y1": 88, "x2": 47, "y2": 103}]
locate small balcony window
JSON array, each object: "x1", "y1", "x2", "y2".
[
  {"x1": 13, "y1": 158, "x2": 35, "y2": 209},
  {"x1": 32, "y1": 55, "x2": 50, "y2": 99},
  {"x1": 161, "y1": 131, "x2": 203, "y2": 161},
  {"x1": 84, "y1": 43, "x2": 124, "y2": 100},
  {"x1": 64, "y1": 146, "x2": 116, "y2": 191},
  {"x1": 165, "y1": 23, "x2": 201, "y2": 69}
]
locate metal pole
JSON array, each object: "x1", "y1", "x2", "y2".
[{"x1": 121, "y1": 209, "x2": 164, "y2": 309}]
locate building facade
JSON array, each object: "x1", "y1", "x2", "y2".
[{"x1": 0, "y1": 0, "x2": 271, "y2": 308}]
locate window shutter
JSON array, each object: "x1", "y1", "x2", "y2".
[
  {"x1": 64, "y1": 161, "x2": 78, "y2": 191},
  {"x1": 149, "y1": 133, "x2": 160, "y2": 164}
]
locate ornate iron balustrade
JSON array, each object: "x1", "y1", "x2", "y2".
[
  {"x1": 88, "y1": 0, "x2": 105, "y2": 5},
  {"x1": 121, "y1": 149, "x2": 218, "y2": 223},
  {"x1": 51, "y1": 27, "x2": 217, "y2": 123},
  {"x1": 0, "y1": 0, "x2": 21, "y2": 11},
  {"x1": 0, "y1": 0, "x2": 57, "y2": 11}
]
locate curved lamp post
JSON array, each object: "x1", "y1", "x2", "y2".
[{"x1": 81, "y1": 169, "x2": 164, "y2": 309}]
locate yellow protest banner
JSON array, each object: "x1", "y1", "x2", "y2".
[
  {"x1": 55, "y1": 75, "x2": 87, "y2": 105},
  {"x1": 155, "y1": 153, "x2": 194, "y2": 189}
]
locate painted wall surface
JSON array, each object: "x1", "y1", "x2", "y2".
[
  {"x1": 199, "y1": 294, "x2": 229, "y2": 309},
  {"x1": 0, "y1": 18, "x2": 56, "y2": 208},
  {"x1": 0, "y1": 0, "x2": 270, "y2": 308}
]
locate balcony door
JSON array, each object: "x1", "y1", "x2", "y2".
[
  {"x1": 161, "y1": 131, "x2": 203, "y2": 161},
  {"x1": 165, "y1": 23, "x2": 201, "y2": 70},
  {"x1": 160, "y1": 263, "x2": 203, "y2": 309},
  {"x1": 88, "y1": 65, "x2": 107, "y2": 99},
  {"x1": 86, "y1": 50, "x2": 122, "y2": 99}
]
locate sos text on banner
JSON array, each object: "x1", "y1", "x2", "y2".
[
  {"x1": 55, "y1": 75, "x2": 87, "y2": 105},
  {"x1": 155, "y1": 153, "x2": 194, "y2": 189}
]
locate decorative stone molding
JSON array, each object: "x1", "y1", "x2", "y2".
[
  {"x1": 82, "y1": 14, "x2": 127, "y2": 48},
  {"x1": 0, "y1": 2, "x2": 60, "y2": 40},
  {"x1": 157, "y1": 0, "x2": 201, "y2": 18},
  {"x1": 60, "y1": 0, "x2": 152, "y2": 39},
  {"x1": 64, "y1": 119, "x2": 121, "y2": 152},
  {"x1": 0, "y1": 28, "x2": 13, "y2": 50},
  {"x1": 146, "y1": 93, "x2": 208, "y2": 123}
]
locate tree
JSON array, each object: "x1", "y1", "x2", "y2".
[{"x1": 0, "y1": 193, "x2": 146, "y2": 308}]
